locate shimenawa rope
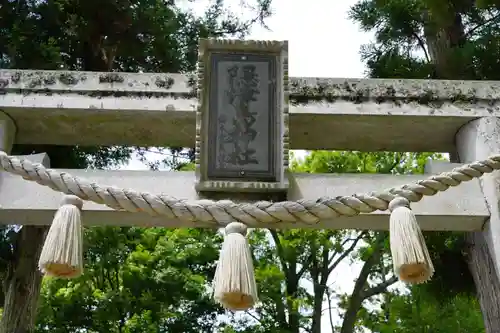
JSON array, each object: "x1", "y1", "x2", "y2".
[
  {"x1": 2, "y1": 150, "x2": 499, "y2": 310},
  {"x1": 0, "y1": 151, "x2": 498, "y2": 225}
]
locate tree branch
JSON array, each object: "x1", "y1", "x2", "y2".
[
  {"x1": 328, "y1": 231, "x2": 367, "y2": 275},
  {"x1": 268, "y1": 229, "x2": 290, "y2": 327},
  {"x1": 339, "y1": 232, "x2": 386, "y2": 333},
  {"x1": 465, "y1": 12, "x2": 500, "y2": 37},
  {"x1": 269, "y1": 229, "x2": 288, "y2": 272},
  {"x1": 244, "y1": 309, "x2": 261, "y2": 322},
  {"x1": 326, "y1": 288, "x2": 337, "y2": 333},
  {"x1": 412, "y1": 33, "x2": 431, "y2": 63},
  {"x1": 360, "y1": 275, "x2": 398, "y2": 301},
  {"x1": 297, "y1": 253, "x2": 314, "y2": 279}
]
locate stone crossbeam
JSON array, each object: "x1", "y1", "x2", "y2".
[
  {"x1": 1, "y1": 69, "x2": 500, "y2": 152},
  {"x1": 0, "y1": 156, "x2": 488, "y2": 230}
]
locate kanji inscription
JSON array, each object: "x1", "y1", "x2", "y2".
[{"x1": 207, "y1": 53, "x2": 277, "y2": 181}]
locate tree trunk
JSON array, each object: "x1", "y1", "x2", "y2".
[
  {"x1": 466, "y1": 232, "x2": 500, "y2": 331},
  {"x1": 340, "y1": 260, "x2": 373, "y2": 333},
  {"x1": 285, "y1": 274, "x2": 300, "y2": 333},
  {"x1": 340, "y1": 233, "x2": 384, "y2": 333},
  {"x1": 311, "y1": 284, "x2": 325, "y2": 333},
  {"x1": 0, "y1": 30, "x2": 118, "y2": 329},
  {"x1": 0, "y1": 226, "x2": 47, "y2": 333},
  {"x1": 0, "y1": 147, "x2": 57, "y2": 332}
]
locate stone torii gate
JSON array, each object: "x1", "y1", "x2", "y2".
[{"x1": 1, "y1": 38, "x2": 500, "y2": 325}]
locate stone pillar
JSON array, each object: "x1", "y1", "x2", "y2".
[
  {"x1": 456, "y1": 117, "x2": 500, "y2": 278},
  {"x1": 0, "y1": 110, "x2": 49, "y2": 333},
  {"x1": 0, "y1": 111, "x2": 16, "y2": 153},
  {"x1": 455, "y1": 117, "x2": 500, "y2": 332}
]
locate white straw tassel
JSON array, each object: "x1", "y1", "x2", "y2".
[
  {"x1": 39, "y1": 194, "x2": 84, "y2": 279},
  {"x1": 389, "y1": 197, "x2": 434, "y2": 284},
  {"x1": 213, "y1": 222, "x2": 258, "y2": 311}
]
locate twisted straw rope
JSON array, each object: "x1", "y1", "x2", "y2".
[{"x1": 1, "y1": 151, "x2": 499, "y2": 226}]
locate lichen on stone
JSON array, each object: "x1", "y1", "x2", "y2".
[
  {"x1": 288, "y1": 78, "x2": 498, "y2": 107},
  {"x1": 185, "y1": 73, "x2": 198, "y2": 97},
  {"x1": 43, "y1": 76, "x2": 57, "y2": 85},
  {"x1": 289, "y1": 80, "x2": 373, "y2": 104},
  {"x1": 27, "y1": 77, "x2": 42, "y2": 89},
  {"x1": 187, "y1": 73, "x2": 196, "y2": 88},
  {"x1": 11, "y1": 72, "x2": 21, "y2": 84},
  {"x1": 2, "y1": 69, "x2": 498, "y2": 111},
  {"x1": 99, "y1": 73, "x2": 125, "y2": 84},
  {"x1": 0, "y1": 79, "x2": 9, "y2": 89},
  {"x1": 85, "y1": 90, "x2": 190, "y2": 99},
  {"x1": 58, "y1": 73, "x2": 79, "y2": 85},
  {"x1": 155, "y1": 76, "x2": 175, "y2": 89}
]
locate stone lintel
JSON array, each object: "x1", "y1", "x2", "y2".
[
  {"x1": 3, "y1": 69, "x2": 500, "y2": 100},
  {"x1": 1, "y1": 69, "x2": 500, "y2": 151}
]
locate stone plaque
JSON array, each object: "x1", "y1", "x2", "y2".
[{"x1": 195, "y1": 39, "x2": 289, "y2": 193}]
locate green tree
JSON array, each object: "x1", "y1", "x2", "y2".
[
  {"x1": 348, "y1": 0, "x2": 500, "y2": 331},
  {"x1": 36, "y1": 227, "x2": 223, "y2": 333},
  {"x1": 0, "y1": 0, "x2": 271, "y2": 331}
]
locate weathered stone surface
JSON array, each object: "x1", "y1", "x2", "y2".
[
  {"x1": 1, "y1": 69, "x2": 500, "y2": 151},
  {"x1": 3, "y1": 69, "x2": 500, "y2": 101},
  {"x1": 455, "y1": 117, "x2": 500, "y2": 280}
]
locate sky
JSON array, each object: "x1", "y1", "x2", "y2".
[{"x1": 125, "y1": 0, "x2": 384, "y2": 331}]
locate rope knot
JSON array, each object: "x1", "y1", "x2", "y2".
[
  {"x1": 225, "y1": 222, "x2": 247, "y2": 236},
  {"x1": 389, "y1": 197, "x2": 410, "y2": 212},
  {"x1": 61, "y1": 195, "x2": 83, "y2": 210}
]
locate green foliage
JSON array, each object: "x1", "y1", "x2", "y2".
[
  {"x1": 222, "y1": 151, "x2": 442, "y2": 333},
  {"x1": 348, "y1": 0, "x2": 498, "y2": 331},
  {"x1": 422, "y1": 231, "x2": 476, "y2": 298},
  {"x1": 358, "y1": 289, "x2": 484, "y2": 333},
  {"x1": 0, "y1": 0, "x2": 272, "y2": 72},
  {"x1": 349, "y1": 0, "x2": 500, "y2": 80},
  {"x1": 177, "y1": 162, "x2": 196, "y2": 171},
  {"x1": 36, "y1": 227, "x2": 223, "y2": 333},
  {"x1": 291, "y1": 151, "x2": 442, "y2": 174}
]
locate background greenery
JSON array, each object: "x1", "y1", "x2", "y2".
[{"x1": 1, "y1": 0, "x2": 499, "y2": 332}]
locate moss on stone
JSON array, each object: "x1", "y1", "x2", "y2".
[
  {"x1": 155, "y1": 76, "x2": 175, "y2": 89},
  {"x1": 58, "y1": 73, "x2": 79, "y2": 85},
  {"x1": 2, "y1": 70, "x2": 499, "y2": 109},
  {"x1": 43, "y1": 76, "x2": 57, "y2": 85},
  {"x1": 99, "y1": 73, "x2": 125, "y2": 84},
  {"x1": 11, "y1": 72, "x2": 21, "y2": 84},
  {"x1": 0, "y1": 79, "x2": 9, "y2": 89},
  {"x1": 27, "y1": 77, "x2": 42, "y2": 89},
  {"x1": 288, "y1": 79, "x2": 499, "y2": 108},
  {"x1": 84, "y1": 90, "x2": 194, "y2": 99}
]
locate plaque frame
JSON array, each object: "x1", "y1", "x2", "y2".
[{"x1": 195, "y1": 39, "x2": 289, "y2": 193}]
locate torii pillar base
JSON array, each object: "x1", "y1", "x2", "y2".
[{"x1": 456, "y1": 116, "x2": 500, "y2": 331}]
